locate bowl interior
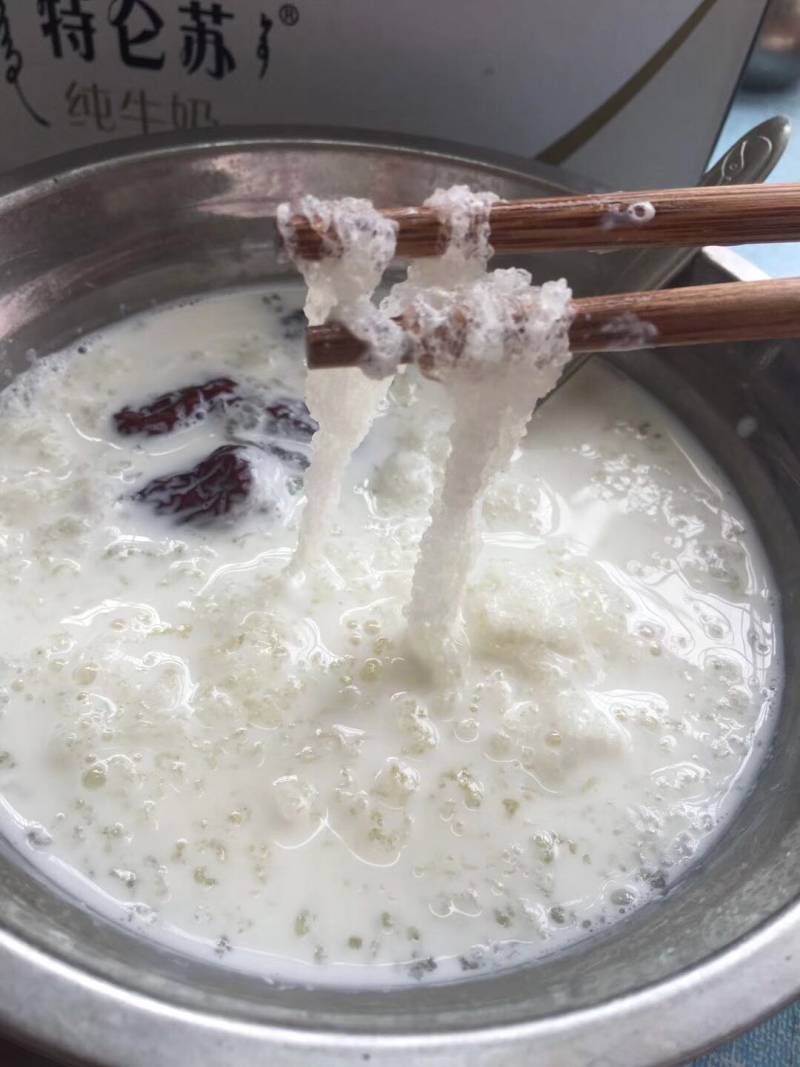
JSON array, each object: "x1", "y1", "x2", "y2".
[{"x1": 0, "y1": 134, "x2": 799, "y2": 1051}]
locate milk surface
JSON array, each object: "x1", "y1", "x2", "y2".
[{"x1": 0, "y1": 287, "x2": 780, "y2": 985}]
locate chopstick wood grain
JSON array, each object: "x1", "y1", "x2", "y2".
[
  {"x1": 284, "y1": 183, "x2": 800, "y2": 261},
  {"x1": 306, "y1": 277, "x2": 800, "y2": 370}
]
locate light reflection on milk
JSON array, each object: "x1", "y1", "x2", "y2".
[{"x1": 0, "y1": 287, "x2": 779, "y2": 985}]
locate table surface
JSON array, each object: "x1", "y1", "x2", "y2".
[{"x1": 1, "y1": 82, "x2": 800, "y2": 1067}]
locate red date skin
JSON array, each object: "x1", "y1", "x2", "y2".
[
  {"x1": 114, "y1": 377, "x2": 238, "y2": 436},
  {"x1": 133, "y1": 445, "x2": 253, "y2": 525},
  {"x1": 223, "y1": 394, "x2": 317, "y2": 442},
  {"x1": 120, "y1": 377, "x2": 317, "y2": 524}
]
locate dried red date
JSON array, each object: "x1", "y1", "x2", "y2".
[
  {"x1": 265, "y1": 396, "x2": 317, "y2": 441},
  {"x1": 225, "y1": 394, "x2": 317, "y2": 443},
  {"x1": 134, "y1": 445, "x2": 253, "y2": 524},
  {"x1": 114, "y1": 377, "x2": 238, "y2": 436},
  {"x1": 123, "y1": 376, "x2": 317, "y2": 524}
]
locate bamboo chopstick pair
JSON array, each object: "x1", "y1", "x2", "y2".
[{"x1": 277, "y1": 183, "x2": 800, "y2": 371}]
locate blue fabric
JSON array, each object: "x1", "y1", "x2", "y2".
[
  {"x1": 686, "y1": 80, "x2": 800, "y2": 1067},
  {"x1": 690, "y1": 1002, "x2": 800, "y2": 1065}
]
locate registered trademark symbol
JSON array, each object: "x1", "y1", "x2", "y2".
[{"x1": 279, "y1": 4, "x2": 299, "y2": 26}]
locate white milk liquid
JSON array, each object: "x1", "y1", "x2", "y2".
[{"x1": 0, "y1": 287, "x2": 780, "y2": 986}]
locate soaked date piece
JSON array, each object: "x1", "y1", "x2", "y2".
[
  {"x1": 134, "y1": 445, "x2": 253, "y2": 524},
  {"x1": 225, "y1": 394, "x2": 317, "y2": 444},
  {"x1": 124, "y1": 378, "x2": 316, "y2": 523},
  {"x1": 114, "y1": 377, "x2": 238, "y2": 436},
  {"x1": 265, "y1": 396, "x2": 317, "y2": 441}
]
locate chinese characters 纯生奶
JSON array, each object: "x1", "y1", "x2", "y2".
[{"x1": 66, "y1": 79, "x2": 219, "y2": 135}]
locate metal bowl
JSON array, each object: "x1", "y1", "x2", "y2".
[{"x1": 0, "y1": 130, "x2": 799, "y2": 1067}]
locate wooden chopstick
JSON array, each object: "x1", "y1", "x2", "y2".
[
  {"x1": 305, "y1": 277, "x2": 800, "y2": 370},
  {"x1": 283, "y1": 183, "x2": 800, "y2": 261}
]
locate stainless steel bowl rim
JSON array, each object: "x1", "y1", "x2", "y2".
[{"x1": 3, "y1": 894, "x2": 800, "y2": 1067}]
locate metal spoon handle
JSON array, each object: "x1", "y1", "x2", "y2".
[
  {"x1": 548, "y1": 115, "x2": 791, "y2": 397},
  {"x1": 616, "y1": 115, "x2": 791, "y2": 293}
]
